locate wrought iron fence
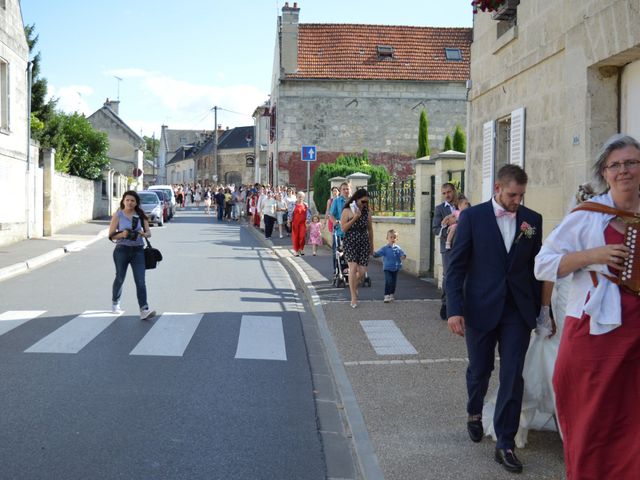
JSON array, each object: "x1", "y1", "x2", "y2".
[{"x1": 368, "y1": 178, "x2": 415, "y2": 215}]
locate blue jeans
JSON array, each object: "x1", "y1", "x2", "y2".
[
  {"x1": 217, "y1": 204, "x2": 224, "y2": 221},
  {"x1": 112, "y1": 245, "x2": 148, "y2": 308},
  {"x1": 384, "y1": 270, "x2": 398, "y2": 295}
]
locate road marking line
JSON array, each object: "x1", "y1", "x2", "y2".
[
  {"x1": 130, "y1": 312, "x2": 203, "y2": 357},
  {"x1": 25, "y1": 310, "x2": 121, "y2": 354},
  {"x1": 359, "y1": 320, "x2": 418, "y2": 355},
  {"x1": 0, "y1": 310, "x2": 46, "y2": 337},
  {"x1": 235, "y1": 315, "x2": 287, "y2": 361}
]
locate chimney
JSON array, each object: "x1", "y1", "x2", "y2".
[
  {"x1": 279, "y1": 2, "x2": 300, "y2": 75},
  {"x1": 104, "y1": 98, "x2": 120, "y2": 115}
]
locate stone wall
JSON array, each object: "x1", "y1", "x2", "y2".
[
  {"x1": 51, "y1": 173, "x2": 107, "y2": 232},
  {"x1": 272, "y1": 78, "x2": 468, "y2": 189},
  {"x1": 469, "y1": 0, "x2": 640, "y2": 234}
]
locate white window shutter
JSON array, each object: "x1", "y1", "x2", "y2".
[
  {"x1": 510, "y1": 107, "x2": 525, "y2": 168},
  {"x1": 482, "y1": 120, "x2": 495, "y2": 201}
]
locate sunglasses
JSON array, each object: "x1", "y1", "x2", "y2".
[{"x1": 359, "y1": 200, "x2": 368, "y2": 205}]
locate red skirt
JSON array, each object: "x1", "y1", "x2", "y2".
[{"x1": 553, "y1": 228, "x2": 640, "y2": 479}]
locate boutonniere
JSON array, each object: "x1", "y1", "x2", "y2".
[{"x1": 515, "y1": 221, "x2": 536, "y2": 243}]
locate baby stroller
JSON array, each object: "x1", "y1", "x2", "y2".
[{"x1": 331, "y1": 231, "x2": 371, "y2": 288}]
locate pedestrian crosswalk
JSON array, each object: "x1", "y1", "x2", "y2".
[{"x1": 0, "y1": 310, "x2": 287, "y2": 360}]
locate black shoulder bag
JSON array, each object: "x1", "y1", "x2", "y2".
[{"x1": 144, "y1": 237, "x2": 163, "y2": 269}]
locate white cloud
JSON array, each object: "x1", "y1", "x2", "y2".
[
  {"x1": 48, "y1": 84, "x2": 94, "y2": 116},
  {"x1": 116, "y1": 69, "x2": 267, "y2": 134}
]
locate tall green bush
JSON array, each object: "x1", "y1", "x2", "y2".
[
  {"x1": 452, "y1": 124, "x2": 467, "y2": 153},
  {"x1": 312, "y1": 150, "x2": 390, "y2": 214},
  {"x1": 416, "y1": 109, "x2": 430, "y2": 158},
  {"x1": 443, "y1": 135, "x2": 453, "y2": 151}
]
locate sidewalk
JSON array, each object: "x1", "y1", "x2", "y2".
[
  {"x1": 248, "y1": 224, "x2": 566, "y2": 480},
  {"x1": 0, "y1": 219, "x2": 110, "y2": 282}
]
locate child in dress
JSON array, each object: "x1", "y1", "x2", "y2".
[
  {"x1": 373, "y1": 229, "x2": 406, "y2": 303},
  {"x1": 444, "y1": 195, "x2": 470, "y2": 250},
  {"x1": 308, "y1": 214, "x2": 323, "y2": 255}
]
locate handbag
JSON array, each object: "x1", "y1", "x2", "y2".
[{"x1": 144, "y1": 237, "x2": 163, "y2": 269}]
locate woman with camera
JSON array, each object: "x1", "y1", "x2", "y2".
[{"x1": 108, "y1": 190, "x2": 156, "y2": 320}]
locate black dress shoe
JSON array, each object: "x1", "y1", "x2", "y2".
[
  {"x1": 439, "y1": 303, "x2": 447, "y2": 320},
  {"x1": 467, "y1": 419, "x2": 483, "y2": 442},
  {"x1": 494, "y1": 448, "x2": 523, "y2": 474}
]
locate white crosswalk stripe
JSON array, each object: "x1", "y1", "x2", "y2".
[
  {"x1": 1, "y1": 310, "x2": 291, "y2": 360},
  {"x1": 0, "y1": 310, "x2": 46, "y2": 337},
  {"x1": 235, "y1": 315, "x2": 287, "y2": 361},
  {"x1": 130, "y1": 312, "x2": 203, "y2": 357},
  {"x1": 360, "y1": 320, "x2": 418, "y2": 355},
  {"x1": 25, "y1": 310, "x2": 122, "y2": 354}
]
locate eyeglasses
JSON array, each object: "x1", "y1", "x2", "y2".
[
  {"x1": 359, "y1": 200, "x2": 368, "y2": 205},
  {"x1": 604, "y1": 160, "x2": 640, "y2": 172}
]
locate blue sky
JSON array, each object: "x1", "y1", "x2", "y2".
[{"x1": 20, "y1": 0, "x2": 474, "y2": 137}]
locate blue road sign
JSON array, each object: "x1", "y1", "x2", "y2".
[{"x1": 301, "y1": 145, "x2": 317, "y2": 161}]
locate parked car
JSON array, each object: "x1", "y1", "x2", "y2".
[
  {"x1": 138, "y1": 190, "x2": 164, "y2": 226},
  {"x1": 149, "y1": 185, "x2": 176, "y2": 219},
  {"x1": 151, "y1": 190, "x2": 170, "y2": 223}
]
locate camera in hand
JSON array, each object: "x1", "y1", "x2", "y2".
[{"x1": 126, "y1": 215, "x2": 140, "y2": 240}]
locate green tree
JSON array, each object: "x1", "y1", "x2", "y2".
[
  {"x1": 49, "y1": 112, "x2": 109, "y2": 180},
  {"x1": 452, "y1": 124, "x2": 467, "y2": 153},
  {"x1": 443, "y1": 135, "x2": 453, "y2": 151},
  {"x1": 143, "y1": 135, "x2": 160, "y2": 161},
  {"x1": 416, "y1": 109, "x2": 430, "y2": 158},
  {"x1": 312, "y1": 150, "x2": 390, "y2": 213},
  {"x1": 25, "y1": 24, "x2": 57, "y2": 141}
]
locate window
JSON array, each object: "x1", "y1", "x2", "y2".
[
  {"x1": 376, "y1": 45, "x2": 394, "y2": 59},
  {"x1": 445, "y1": 48, "x2": 462, "y2": 61},
  {"x1": 0, "y1": 58, "x2": 10, "y2": 131},
  {"x1": 481, "y1": 107, "x2": 526, "y2": 201}
]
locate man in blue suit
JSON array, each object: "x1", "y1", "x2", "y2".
[{"x1": 445, "y1": 164, "x2": 543, "y2": 474}]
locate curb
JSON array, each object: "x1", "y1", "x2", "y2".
[
  {"x1": 246, "y1": 224, "x2": 384, "y2": 480},
  {"x1": 0, "y1": 227, "x2": 109, "y2": 283}
]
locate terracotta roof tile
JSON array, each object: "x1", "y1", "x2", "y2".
[{"x1": 288, "y1": 24, "x2": 471, "y2": 82}]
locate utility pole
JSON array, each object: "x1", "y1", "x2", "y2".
[{"x1": 213, "y1": 106, "x2": 218, "y2": 185}]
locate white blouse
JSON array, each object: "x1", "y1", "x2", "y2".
[{"x1": 534, "y1": 193, "x2": 622, "y2": 335}]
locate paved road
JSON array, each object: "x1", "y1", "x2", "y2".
[{"x1": 0, "y1": 210, "x2": 335, "y2": 480}]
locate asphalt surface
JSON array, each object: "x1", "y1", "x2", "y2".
[{"x1": 0, "y1": 210, "x2": 331, "y2": 480}]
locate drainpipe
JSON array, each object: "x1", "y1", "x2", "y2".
[{"x1": 26, "y1": 61, "x2": 33, "y2": 238}]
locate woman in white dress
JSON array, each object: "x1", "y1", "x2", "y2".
[{"x1": 481, "y1": 183, "x2": 595, "y2": 447}]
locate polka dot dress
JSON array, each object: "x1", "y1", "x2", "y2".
[{"x1": 344, "y1": 206, "x2": 371, "y2": 266}]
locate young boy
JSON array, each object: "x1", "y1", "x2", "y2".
[{"x1": 373, "y1": 229, "x2": 407, "y2": 303}]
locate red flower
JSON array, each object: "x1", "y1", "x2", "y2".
[{"x1": 471, "y1": 0, "x2": 506, "y2": 14}]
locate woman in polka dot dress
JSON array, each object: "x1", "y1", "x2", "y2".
[{"x1": 341, "y1": 188, "x2": 373, "y2": 308}]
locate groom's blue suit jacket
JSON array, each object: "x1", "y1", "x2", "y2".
[{"x1": 445, "y1": 200, "x2": 543, "y2": 331}]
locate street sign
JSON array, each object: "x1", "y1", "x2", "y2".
[
  {"x1": 301, "y1": 145, "x2": 317, "y2": 161},
  {"x1": 132, "y1": 168, "x2": 143, "y2": 178}
]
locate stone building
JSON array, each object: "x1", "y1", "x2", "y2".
[
  {"x1": 468, "y1": 0, "x2": 640, "y2": 233},
  {"x1": 192, "y1": 126, "x2": 256, "y2": 186},
  {"x1": 0, "y1": 0, "x2": 38, "y2": 246},
  {"x1": 269, "y1": 2, "x2": 472, "y2": 188},
  {"x1": 87, "y1": 99, "x2": 145, "y2": 183},
  {"x1": 158, "y1": 126, "x2": 212, "y2": 184},
  {"x1": 166, "y1": 145, "x2": 196, "y2": 185}
]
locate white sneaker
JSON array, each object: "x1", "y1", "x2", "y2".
[
  {"x1": 384, "y1": 295, "x2": 391, "y2": 303},
  {"x1": 111, "y1": 303, "x2": 123, "y2": 314},
  {"x1": 389, "y1": 294, "x2": 395, "y2": 302},
  {"x1": 140, "y1": 308, "x2": 156, "y2": 320}
]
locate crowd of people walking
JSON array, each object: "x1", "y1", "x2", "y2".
[{"x1": 161, "y1": 131, "x2": 640, "y2": 479}]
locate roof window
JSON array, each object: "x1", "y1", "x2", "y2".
[
  {"x1": 376, "y1": 45, "x2": 395, "y2": 58},
  {"x1": 445, "y1": 48, "x2": 462, "y2": 61}
]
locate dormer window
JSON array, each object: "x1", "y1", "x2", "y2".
[
  {"x1": 445, "y1": 48, "x2": 462, "y2": 61},
  {"x1": 377, "y1": 45, "x2": 395, "y2": 59}
]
